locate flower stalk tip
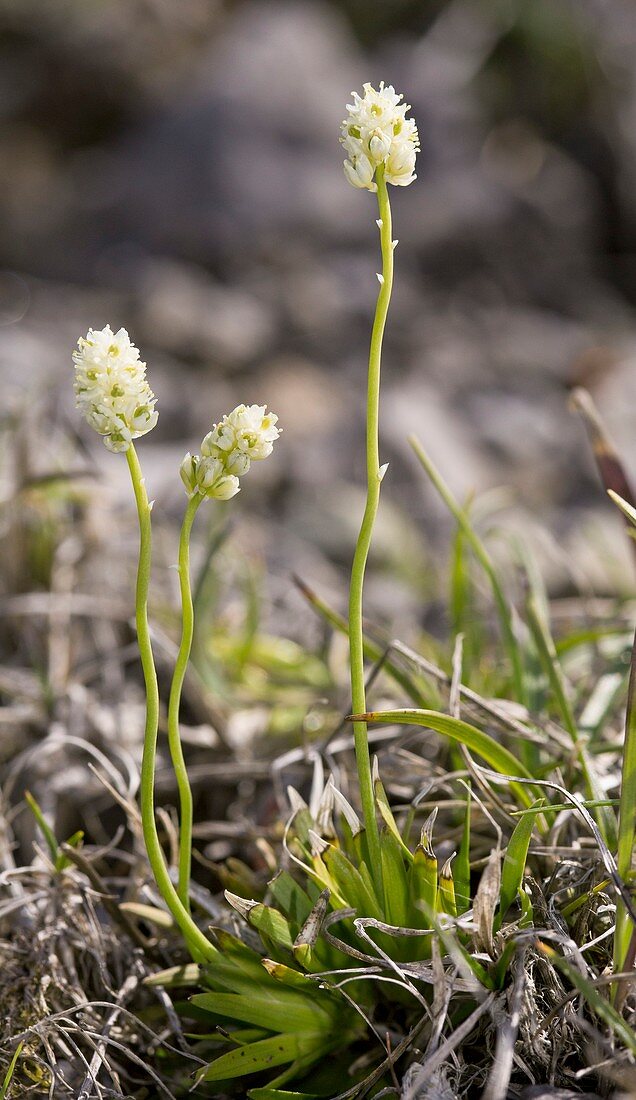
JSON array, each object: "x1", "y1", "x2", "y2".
[
  {"x1": 73, "y1": 324, "x2": 158, "y2": 452},
  {"x1": 340, "y1": 81, "x2": 419, "y2": 192}
]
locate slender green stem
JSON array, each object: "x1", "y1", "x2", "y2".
[
  {"x1": 125, "y1": 445, "x2": 216, "y2": 963},
  {"x1": 614, "y1": 627, "x2": 636, "y2": 976},
  {"x1": 168, "y1": 492, "x2": 202, "y2": 911},
  {"x1": 348, "y1": 166, "x2": 393, "y2": 881}
]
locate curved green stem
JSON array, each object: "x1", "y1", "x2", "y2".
[
  {"x1": 348, "y1": 167, "x2": 393, "y2": 883},
  {"x1": 168, "y1": 492, "x2": 202, "y2": 911},
  {"x1": 125, "y1": 445, "x2": 216, "y2": 963}
]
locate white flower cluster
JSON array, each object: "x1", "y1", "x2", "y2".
[
  {"x1": 340, "y1": 82, "x2": 419, "y2": 191},
  {"x1": 73, "y1": 325, "x2": 158, "y2": 453},
  {"x1": 180, "y1": 404, "x2": 280, "y2": 502}
]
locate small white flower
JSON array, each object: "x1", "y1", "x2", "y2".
[
  {"x1": 224, "y1": 450, "x2": 251, "y2": 477},
  {"x1": 341, "y1": 82, "x2": 419, "y2": 192},
  {"x1": 73, "y1": 324, "x2": 158, "y2": 452},
  {"x1": 343, "y1": 151, "x2": 376, "y2": 191},
  {"x1": 182, "y1": 403, "x2": 280, "y2": 502}
]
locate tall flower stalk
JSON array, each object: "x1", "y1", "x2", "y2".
[
  {"x1": 173, "y1": 405, "x2": 280, "y2": 909},
  {"x1": 347, "y1": 168, "x2": 394, "y2": 874},
  {"x1": 167, "y1": 493, "x2": 201, "y2": 911},
  {"x1": 126, "y1": 443, "x2": 214, "y2": 961},
  {"x1": 341, "y1": 84, "x2": 419, "y2": 878}
]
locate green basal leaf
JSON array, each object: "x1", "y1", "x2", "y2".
[
  {"x1": 495, "y1": 799, "x2": 544, "y2": 931},
  {"x1": 438, "y1": 858, "x2": 457, "y2": 918},
  {"x1": 374, "y1": 776, "x2": 414, "y2": 862},
  {"x1": 409, "y1": 841, "x2": 437, "y2": 926},
  {"x1": 352, "y1": 709, "x2": 541, "y2": 809},
  {"x1": 322, "y1": 843, "x2": 382, "y2": 920},
  {"x1": 269, "y1": 871, "x2": 314, "y2": 928},
  {"x1": 226, "y1": 896, "x2": 295, "y2": 951},
  {"x1": 190, "y1": 989, "x2": 332, "y2": 1035},
  {"x1": 198, "y1": 1032, "x2": 321, "y2": 1082},
  {"x1": 261, "y1": 959, "x2": 320, "y2": 991},
  {"x1": 380, "y1": 829, "x2": 410, "y2": 930}
]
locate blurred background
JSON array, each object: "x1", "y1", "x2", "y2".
[{"x1": 3, "y1": 0, "x2": 636, "y2": 636}]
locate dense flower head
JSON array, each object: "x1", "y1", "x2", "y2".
[
  {"x1": 182, "y1": 404, "x2": 280, "y2": 501},
  {"x1": 73, "y1": 325, "x2": 158, "y2": 452},
  {"x1": 340, "y1": 82, "x2": 419, "y2": 191}
]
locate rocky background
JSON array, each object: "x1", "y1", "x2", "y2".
[{"x1": 2, "y1": 0, "x2": 636, "y2": 632}]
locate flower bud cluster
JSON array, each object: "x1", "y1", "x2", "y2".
[
  {"x1": 340, "y1": 82, "x2": 419, "y2": 192},
  {"x1": 180, "y1": 404, "x2": 280, "y2": 502},
  {"x1": 73, "y1": 325, "x2": 158, "y2": 452}
]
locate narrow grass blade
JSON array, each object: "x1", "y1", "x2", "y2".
[
  {"x1": 454, "y1": 787, "x2": 471, "y2": 916},
  {"x1": 511, "y1": 800, "x2": 618, "y2": 817},
  {"x1": 24, "y1": 790, "x2": 60, "y2": 864},
  {"x1": 525, "y1": 592, "x2": 614, "y2": 847},
  {"x1": 538, "y1": 942, "x2": 636, "y2": 1055},
  {"x1": 293, "y1": 576, "x2": 428, "y2": 706},
  {"x1": 409, "y1": 436, "x2": 527, "y2": 708},
  {"x1": 0, "y1": 1042, "x2": 23, "y2": 1100},
  {"x1": 249, "y1": 1089, "x2": 320, "y2": 1099},
  {"x1": 609, "y1": 490, "x2": 636, "y2": 531},
  {"x1": 614, "y1": 626, "x2": 636, "y2": 976},
  {"x1": 373, "y1": 769, "x2": 413, "y2": 862},
  {"x1": 450, "y1": 506, "x2": 483, "y2": 678}
]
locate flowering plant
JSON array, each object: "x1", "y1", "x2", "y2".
[
  {"x1": 65, "y1": 79, "x2": 636, "y2": 1100},
  {"x1": 74, "y1": 326, "x2": 280, "y2": 962}
]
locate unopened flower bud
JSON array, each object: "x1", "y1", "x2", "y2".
[
  {"x1": 183, "y1": 403, "x2": 280, "y2": 501},
  {"x1": 179, "y1": 452, "x2": 199, "y2": 497}
]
